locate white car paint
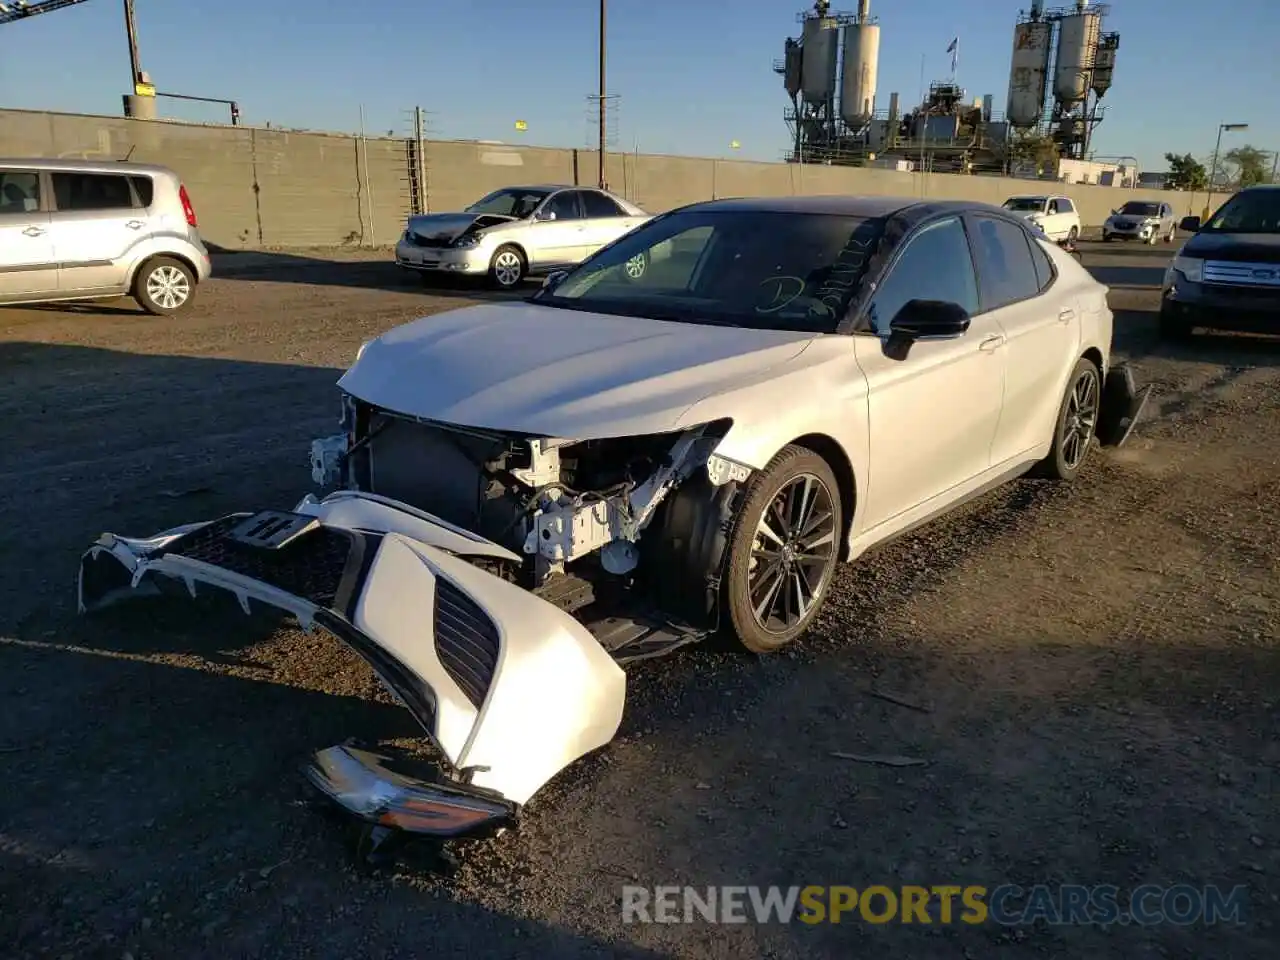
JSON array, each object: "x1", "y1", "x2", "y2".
[
  {"x1": 78, "y1": 203, "x2": 1124, "y2": 831},
  {"x1": 1002, "y1": 194, "x2": 1082, "y2": 243}
]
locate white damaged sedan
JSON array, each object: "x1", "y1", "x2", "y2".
[{"x1": 79, "y1": 196, "x2": 1150, "y2": 856}]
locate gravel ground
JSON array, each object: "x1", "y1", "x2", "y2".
[{"x1": 1, "y1": 243, "x2": 1276, "y2": 959}]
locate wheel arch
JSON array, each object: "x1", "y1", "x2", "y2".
[
  {"x1": 130, "y1": 251, "x2": 200, "y2": 291},
  {"x1": 789, "y1": 432, "x2": 858, "y2": 561},
  {"x1": 490, "y1": 240, "x2": 529, "y2": 267},
  {"x1": 1081, "y1": 346, "x2": 1104, "y2": 375}
]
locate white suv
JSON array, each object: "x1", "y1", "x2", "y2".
[
  {"x1": 1001, "y1": 194, "x2": 1082, "y2": 244},
  {"x1": 0, "y1": 158, "x2": 212, "y2": 315}
]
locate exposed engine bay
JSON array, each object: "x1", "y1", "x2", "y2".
[{"x1": 310, "y1": 394, "x2": 754, "y2": 661}]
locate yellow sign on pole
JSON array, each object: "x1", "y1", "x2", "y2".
[
  {"x1": 514, "y1": 120, "x2": 528, "y2": 132},
  {"x1": 730, "y1": 140, "x2": 741, "y2": 150},
  {"x1": 135, "y1": 81, "x2": 155, "y2": 97}
]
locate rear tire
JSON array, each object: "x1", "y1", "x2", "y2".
[
  {"x1": 134, "y1": 256, "x2": 196, "y2": 316},
  {"x1": 722, "y1": 445, "x2": 843, "y2": 654},
  {"x1": 1035, "y1": 357, "x2": 1101, "y2": 482}
]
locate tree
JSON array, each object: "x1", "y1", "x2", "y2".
[
  {"x1": 1005, "y1": 130, "x2": 1059, "y2": 174},
  {"x1": 1163, "y1": 152, "x2": 1207, "y2": 191},
  {"x1": 1221, "y1": 144, "x2": 1275, "y2": 188}
]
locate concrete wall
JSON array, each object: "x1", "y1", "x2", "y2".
[{"x1": 1, "y1": 108, "x2": 1204, "y2": 250}]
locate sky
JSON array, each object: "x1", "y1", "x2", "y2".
[{"x1": 0, "y1": 0, "x2": 1275, "y2": 173}]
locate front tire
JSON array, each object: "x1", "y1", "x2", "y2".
[
  {"x1": 134, "y1": 256, "x2": 196, "y2": 316},
  {"x1": 722, "y1": 445, "x2": 842, "y2": 653},
  {"x1": 488, "y1": 245, "x2": 526, "y2": 290},
  {"x1": 1066, "y1": 226, "x2": 1079, "y2": 244},
  {"x1": 1036, "y1": 357, "x2": 1101, "y2": 482}
]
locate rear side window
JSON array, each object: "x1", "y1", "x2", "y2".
[
  {"x1": 580, "y1": 190, "x2": 625, "y2": 218},
  {"x1": 52, "y1": 172, "x2": 136, "y2": 212},
  {"x1": 130, "y1": 175, "x2": 154, "y2": 207},
  {"x1": 0, "y1": 170, "x2": 40, "y2": 214},
  {"x1": 1028, "y1": 238, "x2": 1056, "y2": 291},
  {"x1": 971, "y1": 217, "x2": 1039, "y2": 310},
  {"x1": 867, "y1": 217, "x2": 979, "y2": 333}
]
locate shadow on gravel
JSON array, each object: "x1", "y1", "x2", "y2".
[
  {"x1": 212, "y1": 251, "x2": 533, "y2": 303},
  {"x1": 1109, "y1": 308, "x2": 1280, "y2": 368},
  {"x1": 0, "y1": 639, "x2": 669, "y2": 960},
  {"x1": 1088, "y1": 264, "x2": 1168, "y2": 288}
]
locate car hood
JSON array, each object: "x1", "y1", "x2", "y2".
[
  {"x1": 1182, "y1": 232, "x2": 1280, "y2": 263},
  {"x1": 337, "y1": 302, "x2": 821, "y2": 439},
  {"x1": 404, "y1": 212, "x2": 518, "y2": 244}
]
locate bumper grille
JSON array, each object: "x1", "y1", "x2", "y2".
[
  {"x1": 159, "y1": 516, "x2": 367, "y2": 609},
  {"x1": 434, "y1": 578, "x2": 500, "y2": 709},
  {"x1": 1203, "y1": 260, "x2": 1280, "y2": 288},
  {"x1": 411, "y1": 233, "x2": 453, "y2": 248}
]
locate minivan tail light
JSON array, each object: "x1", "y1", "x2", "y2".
[{"x1": 179, "y1": 184, "x2": 197, "y2": 228}]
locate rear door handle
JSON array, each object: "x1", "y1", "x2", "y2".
[
  {"x1": 1058, "y1": 308, "x2": 1075, "y2": 323},
  {"x1": 979, "y1": 334, "x2": 1005, "y2": 352},
  {"x1": 126, "y1": 220, "x2": 145, "y2": 230},
  {"x1": 22, "y1": 226, "x2": 45, "y2": 237}
]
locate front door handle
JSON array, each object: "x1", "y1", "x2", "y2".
[
  {"x1": 22, "y1": 226, "x2": 45, "y2": 237},
  {"x1": 125, "y1": 220, "x2": 145, "y2": 230},
  {"x1": 1058, "y1": 308, "x2": 1075, "y2": 323},
  {"x1": 979, "y1": 334, "x2": 1005, "y2": 353}
]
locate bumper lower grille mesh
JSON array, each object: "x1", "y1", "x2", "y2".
[
  {"x1": 159, "y1": 517, "x2": 360, "y2": 609},
  {"x1": 434, "y1": 578, "x2": 500, "y2": 709}
]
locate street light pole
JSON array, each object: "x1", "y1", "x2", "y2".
[
  {"x1": 1207, "y1": 121, "x2": 1248, "y2": 219},
  {"x1": 598, "y1": 0, "x2": 607, "y2": 189},
  {"x1": 123, "y1": 0, "x2": 141, "y2": 87}
]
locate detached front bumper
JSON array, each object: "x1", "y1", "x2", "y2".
[
  {"x1": 394, "y1": 241, "x2": 489, "y2": 276},
  {"x1": 1096, "y1": 362, "x2": 1153, "y2": 449},
  {"x1": 78, "y1": 491, "x2": 626, "y2": 839}
]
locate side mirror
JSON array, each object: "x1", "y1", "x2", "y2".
[
  {"x1": 537, "y1": 209, "x2": 557, "y2": 222},
  {"x1": 885, "y1": 299, "x2": 970, "y2": 359},
  {"x1": 1110, "y1": 209, "x2": 1119, "y2": 216},
  {"x1": 542, "y1": 270, "x2": 569, "y2": 291},
  {"x1": 1178, "y1": 215, "x2": 1201, "y2": 233}
]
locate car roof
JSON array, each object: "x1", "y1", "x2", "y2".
[
  {"x1": 676, "y1": 194, "x2": 1021, "y2": 221},
  {"x1": 0, "y1": 157, "x2": 176, "y2": 176}
]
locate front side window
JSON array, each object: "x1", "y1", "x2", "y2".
[
  {"x1": 52, "y1": 173, "x2": 135, "y2": 211},
  {"x1": 0, "y1": 171, "x2": 40, "y2": 214},
  {"x1": 866, "y1": 217, "x2": 978, "y2": 334},
  {"x1": 464, "y1": 188, "x2": 550, "y2": 218},
  {"x1": 536, "y1": 209, "x2": 885, "y2": 333},
  {"x1": 1059, "y1": 199, "x2": 1075, "y2": 214}
]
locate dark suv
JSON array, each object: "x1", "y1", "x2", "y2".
[{"x1": 1160, "y1": 185, "x2": 1280, "y2": 339}]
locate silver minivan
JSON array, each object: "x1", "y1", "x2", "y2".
[{"x1": 0, "y1": 158, "x2": 212, "y2": 315}]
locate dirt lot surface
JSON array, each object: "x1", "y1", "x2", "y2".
[{"x1": 1, "y1": 243, "x2": 1276, "y2": 959}]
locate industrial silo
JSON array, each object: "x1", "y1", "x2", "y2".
[
  {"x1": 839, "y1": 19, "x2": 880, "y2": 127},
  {"x1": 1006, "y1": 19, "x2": 1053, "y2": 127},
  {"x1": 1053, "y1": 8, "x2": 1101, "y2": 105},
  {"x1": 782, "y1": 38, "x2": 803, "y2": 99},
  {"x1": 800, "y1": 13, "x2": 839, "y2": 104},
  {"x1": 1091, "y1": 32, "x2": 1119, "y2": 97}
]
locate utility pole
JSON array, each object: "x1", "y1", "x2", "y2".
[
  {"x1": 123, "y1": 0, "x2": 142, "y2": 87},
  {"x1": 598, "y1": 0, "x2": 607, "y2": 189}
]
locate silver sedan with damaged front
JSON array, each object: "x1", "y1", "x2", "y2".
[
  {"x1": 78, "y1": 195, "x2": 1152, "y2": 864},
  {"x1": 394, "y1": 184, "x2": 650, "y2": 289}
]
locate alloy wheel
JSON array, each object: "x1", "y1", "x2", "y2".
[
  {"x1": 1061, "y1": 368, "x2": 1099, "y2": 470},
  {"x1": 747, "y1": 473, "x2": 838, "y2": 633},
  {"x1": 492, "y1": 251, "x2": 523, "y2": 287},
  {"x1": 146, "y1": 265, "x2": 190, "y2": 310}
]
